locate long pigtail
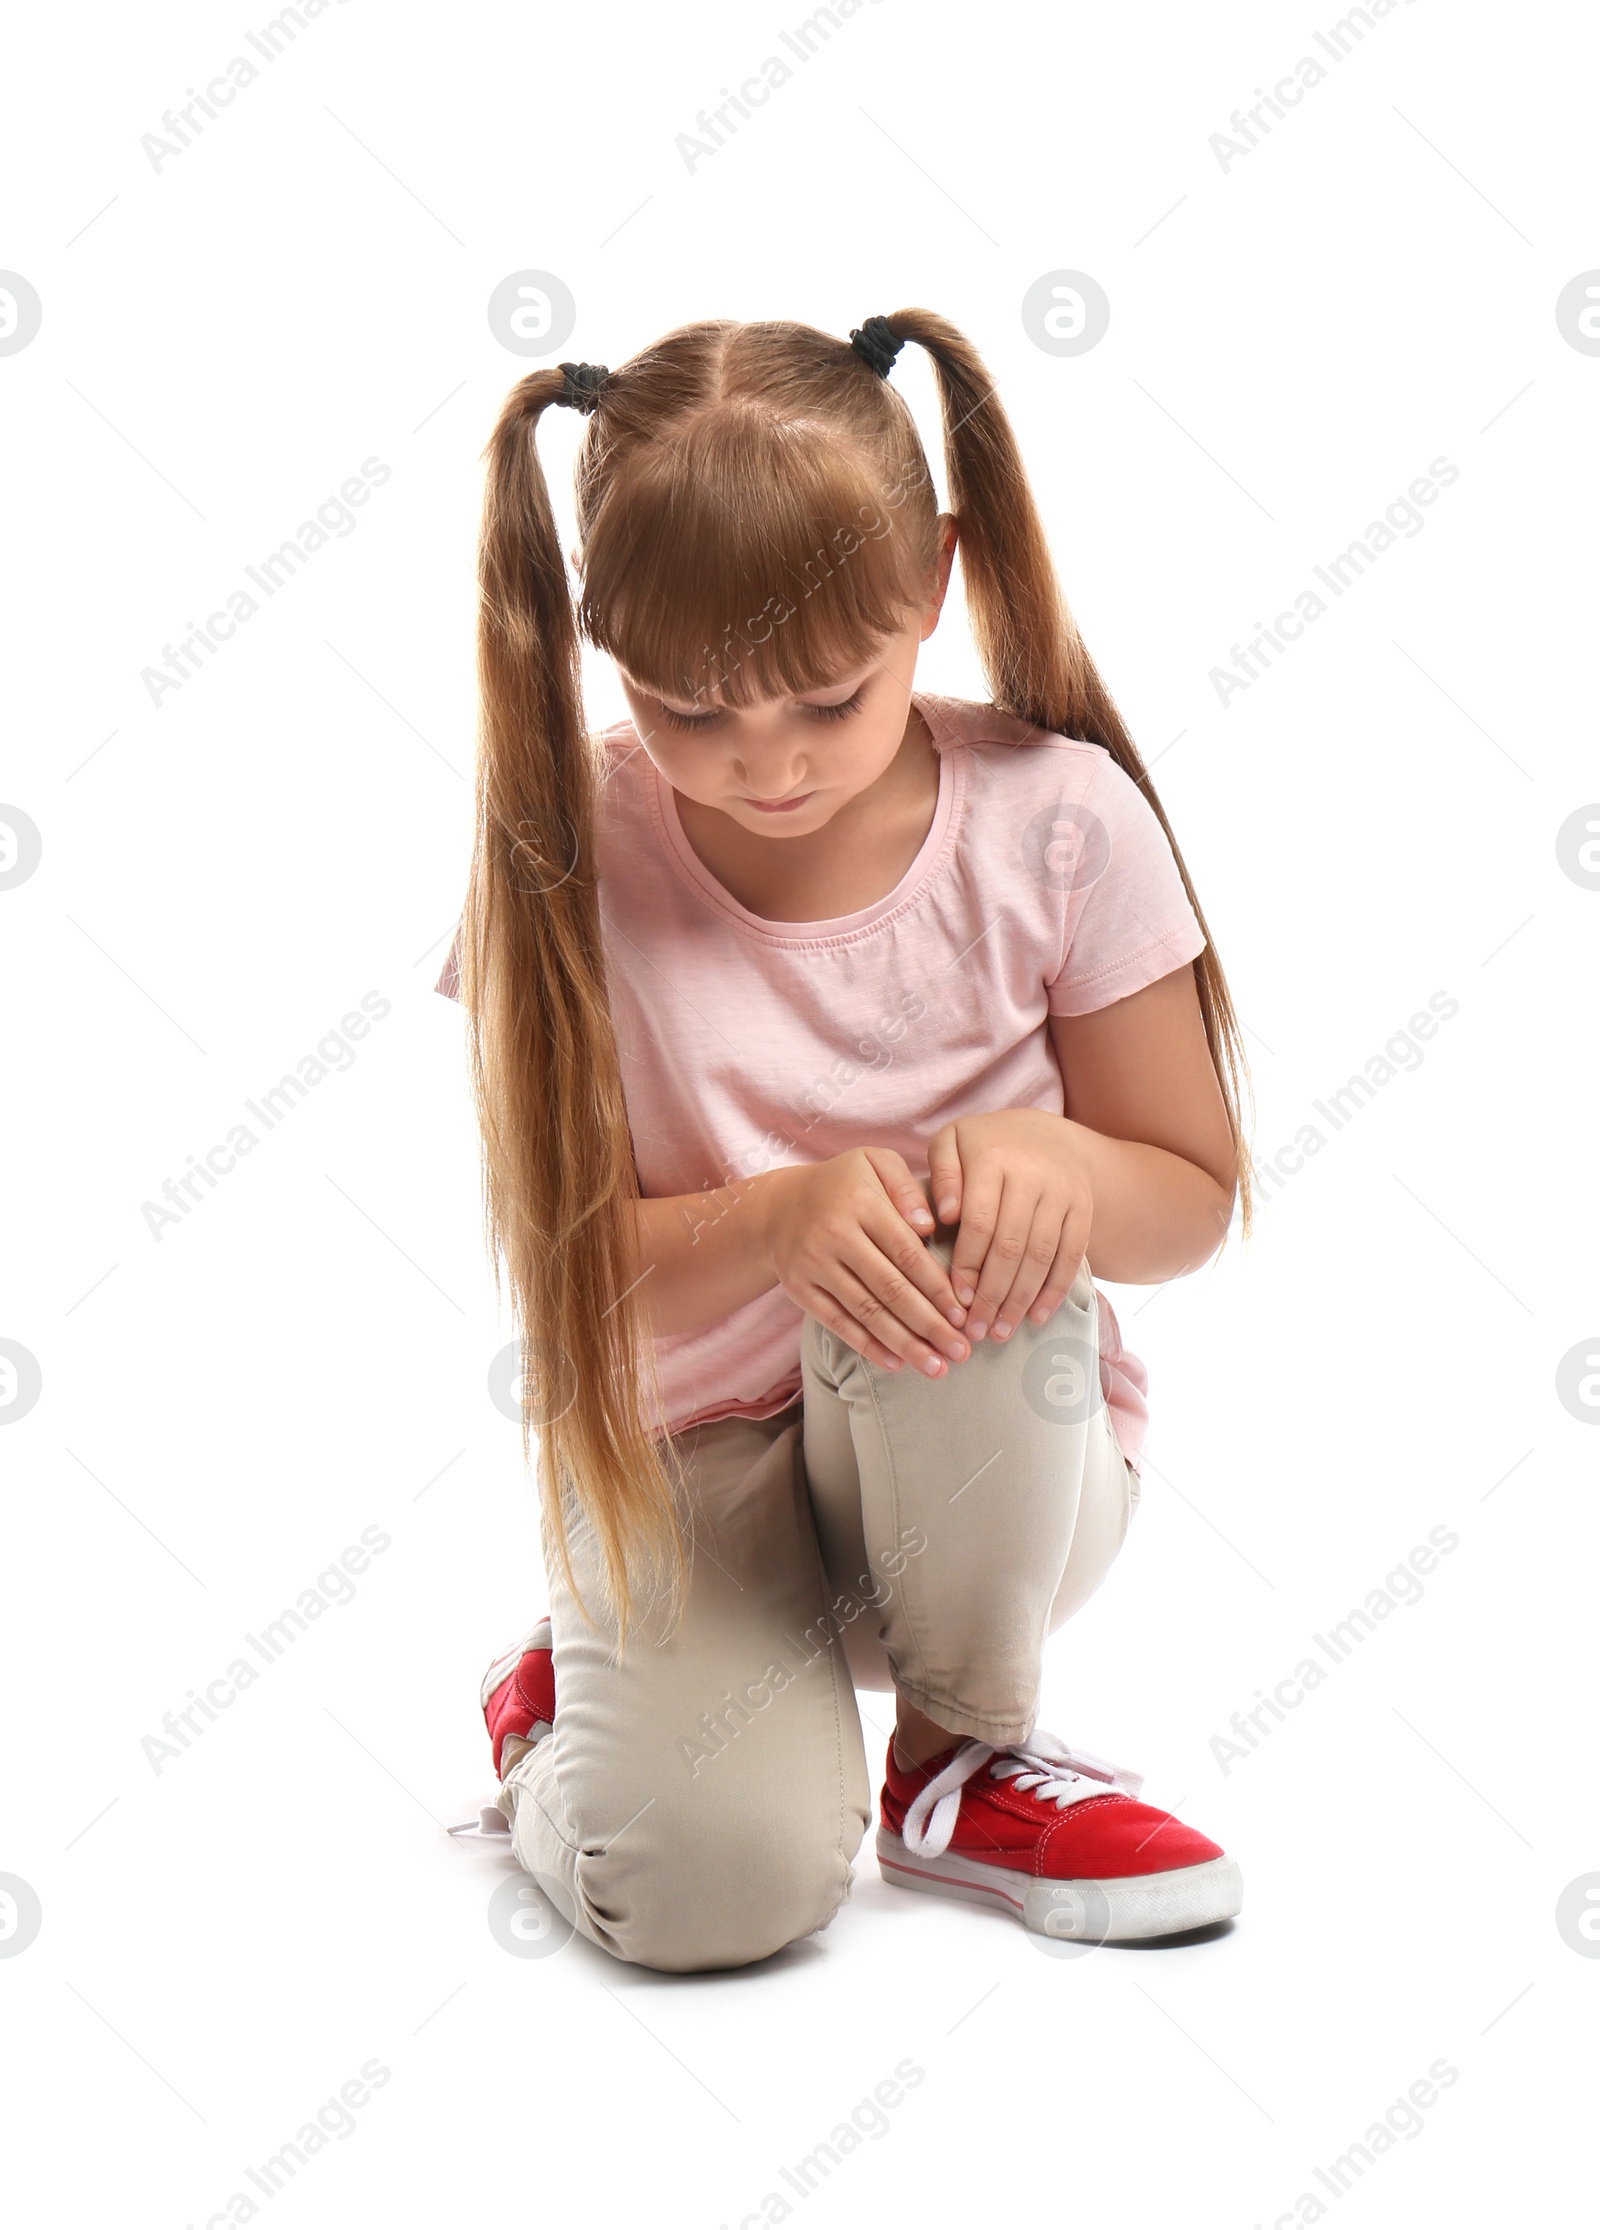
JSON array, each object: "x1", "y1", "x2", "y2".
[
  {"x1": 887, "y1": 307, "x2": 1254, "y2": 1237},
  {"x1": 459, "y1": 371, "x2": 687, "y2": 1641}
]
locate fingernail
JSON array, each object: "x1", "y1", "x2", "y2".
[
  {"x1": 912, "y1": 1208, "x2": 933, "y2": 1226},
  {"x1": 967, "y1": 1319, "x2": 987, "y2": 1340},
  {"x1": 921, "y1": 1356, "x2": 942, "y2": 1377},
  {"x1": 938, "y1": 1197, "x2": 958, "y2": 1218},
  {"x1": 945, "y1": 1340, "x2": 968, "y2": 1361},
  {"x1": 993, "y1": 1321, "x2": 1011, "y2": 1340},
  {"x1": 954, "y1": 1282, "x2": 974, "y2": 1304}
]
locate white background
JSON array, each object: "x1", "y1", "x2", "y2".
[{"x1": 3, "y1": 1, "x2": 1596, "y2": 2223}]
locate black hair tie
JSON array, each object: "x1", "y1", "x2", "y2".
[
  {"x1": 557, "y1": 361, "x2": 611, "y2": 413},
  {"x1": 849, "y1": 316, "x2": 904, "y2": 378}
]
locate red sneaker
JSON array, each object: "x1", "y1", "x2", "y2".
[
  {"x1": 877, "y1": 1731, "x2": 1242, "y2": 1942},
  {"x1": 480, "y1": 1618, "x2": 554, "y2": 1779}
]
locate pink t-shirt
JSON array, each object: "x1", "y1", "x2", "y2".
[{"x1": 436, "y1": 692, "x2": 1207, "y2": 1471}]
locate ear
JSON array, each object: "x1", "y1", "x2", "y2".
[{"x1": 918, "y1": 513, "x2": 959, "y2": 641}]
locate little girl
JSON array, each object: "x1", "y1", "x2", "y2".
[{"x1": 436, "y1": 309, "x2": 1251, "y2": 1973}]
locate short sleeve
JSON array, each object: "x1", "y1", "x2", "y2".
[
  {"x1": 1044, "y1": 754, "x2": 1206, "y2": 1017},
  {"x1": 434, "y1": 923, "x2": 462, "y2": 1002}
]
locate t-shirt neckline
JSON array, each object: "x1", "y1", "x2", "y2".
[{"x1": 649, "y1": 690, "x2": 959, "y2": 946}]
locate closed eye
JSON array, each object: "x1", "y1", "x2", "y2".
[
  {"x1": 805, "y1": 687, "x2": 866, "y2": 723},
  {"x1": 655, "y1": 685, "x2": 868, "y2": 733}
]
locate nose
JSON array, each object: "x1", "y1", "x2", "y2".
[{"x1": 733, "y1": 757, "x2": 808, "y2": 801}]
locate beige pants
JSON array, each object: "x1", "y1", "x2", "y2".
[{"x1": 499, "y1": 1226, "x2": 1139, "y2": 1972}]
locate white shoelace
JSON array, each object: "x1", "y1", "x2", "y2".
[{"x1": 900, "y1": 1729, "x2": 1145, "y2": 1858}]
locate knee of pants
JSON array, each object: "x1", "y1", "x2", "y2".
[{"x1": 574, "y1": 1779, "x2": 860, "y2": 1976}]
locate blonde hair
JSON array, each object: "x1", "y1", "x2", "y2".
[{"x1": 452, "y1": 310, "x2": 1252, "y2": 1641}]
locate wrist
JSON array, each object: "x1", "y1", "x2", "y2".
[
  {"x1": 751, "y1": 1161, "x2": 808, "y2": 1281},
  {"x1": 1057, "y1": 1114, "x2": 1099, "y2": 1193}
]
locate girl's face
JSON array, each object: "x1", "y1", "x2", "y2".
[{"x1": 616, "y1": 517, "x2": 956, "y2": 839}]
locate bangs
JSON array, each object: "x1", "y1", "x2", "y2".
[{"x1": 575, "y1": 406, "x2": 936, "y2": 711}]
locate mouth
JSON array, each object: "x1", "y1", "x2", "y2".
[{"x1": 741, "y1": 790, "x2": 814, "y2": 814}]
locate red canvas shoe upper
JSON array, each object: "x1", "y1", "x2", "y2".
[
  {"x1": 880, "y1": 1730, "x2": 1223, "y2": 1880},
  {"x1": 481, "y1": 1620, "x2": 555, "y2": 1778}
]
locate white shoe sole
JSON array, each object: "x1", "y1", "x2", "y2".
[
  {"x1": 479, "y1": 1619, "x2": 554, "y2": 1709},
  {"x1": 876, "y1": 1828, "x2": 1243, "y2": 1941}
]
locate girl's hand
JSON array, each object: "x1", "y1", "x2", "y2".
[
  {"x1": 759, "y1": 1149, "x2": 973, "y2": 1377},
  {"x1": 925, "y1": 1110, "x2": 1093, "y2": 1342}
]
